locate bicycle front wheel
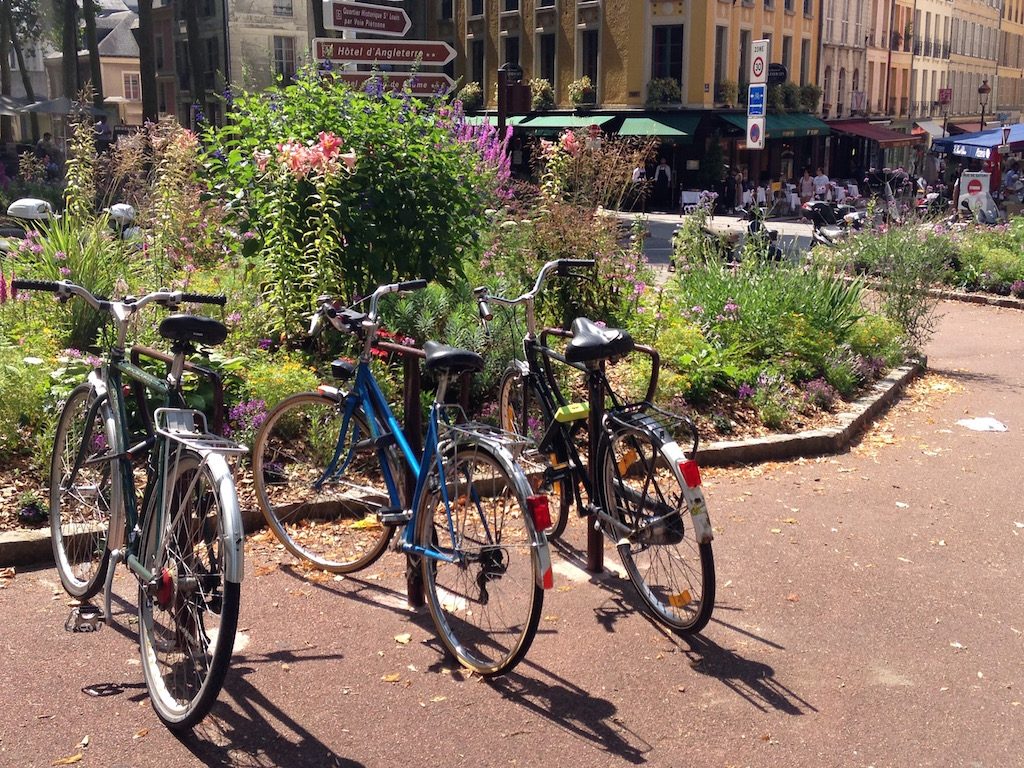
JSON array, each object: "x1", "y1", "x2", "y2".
[
  {"x1": 49, "y1": 383, "x2": 118, "y2": 599},
  {"x1": 415, "y1": 442, "x2": 544, "y2": 676},
  {"x1": 497, "y1": 366, "x2": 572, "y2": 539},
  {"x1": 138, "y1": 450, "x2": 240, "y2": 731},
  {"x1": 253, "y1": 392, "x2": 400, "y2": 573},
  {"x1": 598, "y1": 426, "x2": 715, "y2": 634}
]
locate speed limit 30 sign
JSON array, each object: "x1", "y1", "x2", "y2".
[{"x1": 750, "y1": 39, "x2": 769, "y2": 85}]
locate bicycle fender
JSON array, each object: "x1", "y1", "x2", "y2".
[
  {"x1": 660, "y1": 440, "x2": 714, "y2": 545},
  {"x1": 205, "y1": 453, "x2": 245, "y2": 583},
  {"x1": 87, "y1": 373, "x2": 127, "y2": 552},
  {"x1": 485, "y1": 441, "x2": 554, "y2": 590}
]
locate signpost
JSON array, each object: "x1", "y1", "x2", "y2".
[
  {"x1": 747, "y1": 38, "x2": 769, "y2": 152},
  {"x1": 313, "y1": 38, "x2": 457, "y2": 66},
  {"x1": 323, "y1": 1, "x2": 411, "y2": 36},
  {"x1": 330, "y1": 71, "x2": 455, "y2": 95}
]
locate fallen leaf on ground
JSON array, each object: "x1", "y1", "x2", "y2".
[
  {"x1": 770, "y1": 528, "x2": 782, "y2": 534},
  {"x1": 133, "y1": 728, "x2": 149, "y2": 741},
  {"x1": 381, "y1": 673, "x2": 401, "y2": 683},
  {"x1": 51, "y1": 755, "x2": 82, "y2": 766},
  {"x1": 786, "y1": 593, "x2": 800, "y2": 602},
  {"x1": 0, "y1": 567, "x2": 14, "y2": 580},
  {"x1": 394, "y1": 633, "x2": 411, "y2": 645}
]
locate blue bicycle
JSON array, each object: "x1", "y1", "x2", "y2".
[{"x1": 252, "y1": 280, "x2": 553, "y2": 676}]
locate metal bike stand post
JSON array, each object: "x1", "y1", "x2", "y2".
[
  {"x1": 402, "y1": 354, "x2": 425, "y2": 608},
  {"x1": 586, "y1": 363, "x2": 605, "y2": 573}
]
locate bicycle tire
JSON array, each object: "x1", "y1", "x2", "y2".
[
  {"x1": 49, "y1": 383, "x2": 118, "y2": 599},
  {"x1": 415, "y1": 440, "x2": 544, "y2": 676},
  {"x1": 497, "y1": 366, "x2": 572, "y2": 539},
  {"x1": 138, "y1": 450, "x2": 240, "y2": 731},
  {"x1": 252, "y1": 391, "x2": 399, "y2": 573},
  {"x1": 597, "y1": 425, "x2": 715, "y2": 634}
]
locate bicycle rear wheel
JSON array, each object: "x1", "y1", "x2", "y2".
[
  {"x1": 598, "y1": 427, "x2": 715, "y2": 634},
  {"x1": 497, "y1": 366, "x2": 572, "y2": 539},
  {"x1": 49, "y1": 383, "x2": 118, "y2": 599},
  {"x1": 138, "y1": 450, "x2": 240, "y2": 731},
  {"x1": 252, "y1": 392, "x2": 399, "y2": 573},
  {"x1": 415, "y1": 441, "x2": 544, "y2": 676}
]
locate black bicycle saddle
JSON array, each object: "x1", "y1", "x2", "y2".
[{"x1": 565, "y1": 317, "x2": 634, "y2": 364}]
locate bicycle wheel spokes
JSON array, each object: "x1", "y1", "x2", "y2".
[
  {"x1": 418, "y1": 444, "x2": 543, "y2": 676},
  {"x1": 605, "y1": 430, "x2": 714, "y2": 634},
  {"x1": 139, "y1": 453, "x2": 239, "y2": 731},
  {"x1": 253, "y1": 393, "x2": 397, "y2": 573},
  {"x1": 50, "y1": 384, "x2": 114, "y2": 598}
]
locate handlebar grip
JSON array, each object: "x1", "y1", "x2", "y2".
[
  {"x1": 397, "y1": 279, "x2": 428, "y2": 292},
  {"x1": 11, "y1": 279, "x2": 61, "y2": 293},
  {"x1": 477, "y1": 299, "x2": 493, "y2": 322},
  {"x1": 560, "y1": 259, "x2": 596, "y2": 268},
  {"x1": 180, "y1": 292, "x2": 227, "y2": 306}
]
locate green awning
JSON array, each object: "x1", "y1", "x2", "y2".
[
  {"x1": 461, "y1": 115, "x2": 529, "y2": 126},
  {"x1": 518, "y1": 114, "x2": 617, "y2": 133},
  {"x1": 720, "y1": 113, "x2": 830, "y2": 138},
  {"x1": 618, "y1": 113, "x2": 700, "y2": 142}
]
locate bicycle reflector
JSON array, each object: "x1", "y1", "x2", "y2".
[
  {"x1": 679, "y1": 459, "x2": 702, "y2": 488},
  {"x1": 526, "y1": 494, "x2": 552, "y2": 531}
]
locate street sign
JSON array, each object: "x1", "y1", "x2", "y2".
[
  {"x1": 1002, "y1": 125, "x2": 1011, "y2": 146},
  {"x1": 330, "y1": 71, "x2": 455, "y2": 96},
  {"x1": 750, "y1": 39, "x2": 769, "y2": 85},
  {"x1": 747, "y1": 84, "x2": 766, "y2": 118},
  {"x1": 747, "y1": 116, "x2": 765, "y2": 150},
  {"x1": 313, "y1": 38, "x2": 457, "y2": 66},
  {"x1": 938, "y1": 88, "x2": 952, "y2": 105},
  {"x1": 767, "y1": 63, "x2": 787, "y2": 86},
  {"x1": 323, "y1": 1, "x2": 411, "y2": 36}
]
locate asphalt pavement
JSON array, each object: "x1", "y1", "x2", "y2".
[{"x1": 2, "y1": 299, "x2": 1023, "y2": 767}]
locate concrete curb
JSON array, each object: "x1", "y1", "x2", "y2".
[
  {"x1": 928, "y1": 287, "x2": 1024, "y2": 310},
  {"x1": 0, "y1": 359, "x2": 925, "y2": 568},
  {"x1": 697, "y1": 359, "x2": 925, "y2": 467}
]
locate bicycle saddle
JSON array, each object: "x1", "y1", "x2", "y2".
[
  {"x1": 422, "y1": 340, "x2": 484, "y2": 374},
  {"x1": 158, "y1": 314, "x2": 228, "y2": 347},
  {"x1": 565, "y1": 317, "x2": 634, "y2": 364}
]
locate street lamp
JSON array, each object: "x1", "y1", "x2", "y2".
[{"x1": 978, "y1": 79, "x2": 991, "y2": 131}]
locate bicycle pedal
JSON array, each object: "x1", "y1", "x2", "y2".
[
  {"x1": 377, "y1": 507, "x2": 412, "y2": 525},
  {"x1": 65, "y1": 604, "x2": 104, "y2": 633}
]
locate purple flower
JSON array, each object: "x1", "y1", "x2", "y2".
[
  {"x1": 737, "y1": 384, "x2": 755, "y2": 400},
  {"x1": 690, "y1": 305, "x2": 704, "y2": 315},
  {"x1": 54, "y1": 251, "x2": 67, "y2": 261},
  {"x1": 257, "y1": 338, "x2": 273, "y2": 350},
  {"x1": 59, "y1": 267, "x2": 71, "y2": 276},
  {"x1": 226, "y1": 311, "x2": 242, "y2": 325},
  {"x1": 64, "y1": 348, "x2": 82, "y2": 358}
]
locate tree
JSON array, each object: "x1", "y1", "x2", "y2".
[
  {"x1": 182, "y1": 0, "x2": 206, "y2": 125},
  {"x1": 10, "y1": 0, "x2": 41, "y2": 138},
  {"x1": 0, "y1": 0, "x2": 12, "y2": 143},
  {"x1": 137, "y1": 0, "x2": 157, "y2": 121},
  {"x1": 81, "y1": 0, "x2": 103, "y2": 109},
  {"x1": 58, "y1": 0, "x2": 77, "y2": 98}
]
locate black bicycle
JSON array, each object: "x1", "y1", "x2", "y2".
[{"x1": 475, "y1": 259, "x2": 715, "y2": 633}]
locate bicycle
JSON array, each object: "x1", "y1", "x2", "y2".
[
  {"x1": 12, "y1": 278, "x2": 246, "y2": 731},
  {"x1": 474, "y1": 259, "x2": 716, "y2": 633},
  {"x1": 252, "y1": 279, "x2": 553, "y2": 676}
]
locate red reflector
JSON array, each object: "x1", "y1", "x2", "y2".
[
  {"x1": 679, "y1": 460, "x2": 702, "y2": 488},
  {"x1": 542, "y1": 567, "x2": 554, "y2": 590},
  {"x1": 527, "y1": 494, "x2": 551, "y2": 531}
]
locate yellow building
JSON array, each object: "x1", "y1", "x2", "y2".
[
  {"x1": 998, "y1": 0, "x2": 1024, "y2": 122},
  {"x1": 947, "y1": 0, "x2": 1000, "y2": 126}
]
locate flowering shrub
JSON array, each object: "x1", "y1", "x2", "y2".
[
  {"x1": 530, "y1": 78, "x2": 555, "y2": 111},
  {"x1": 224, "y1": 399, "x2": 268, "y2": 448},
  {"x1": 203, "y1": 66, "x2": 511, "y2": 337},
  {"x1": 802, "y1": 378, "x2": 839, "y2": 411},
  {"x1": 568, "y1": 76, "x2": 595, "y2": 106}
]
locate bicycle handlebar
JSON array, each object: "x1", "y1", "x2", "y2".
[{"x1": 12, "y1": 279, "x2": 225, "y2": 314}]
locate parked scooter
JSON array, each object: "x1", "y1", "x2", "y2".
[
  {"x1": 802, "y1": 199, "x2": 864, "y2": 248},
  {"x1": 915, "y1": 187, "x2": 953, "y2": 218},
  {"x1": 0, "y1": 198, "x2": 139, "y2": 256}
]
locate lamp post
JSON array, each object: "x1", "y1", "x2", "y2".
[{"x1": 978, "y1": 79, "x2": 991, "y2": 132}]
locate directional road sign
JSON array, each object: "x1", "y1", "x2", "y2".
[
  {"x1": 330, "y1": 71, "x2": 456, "y2": 96},
  {"x1": 747, "y1": 117, "x2": 765, "y2": 150},
  {"x1": 747, "y1": 84, "x2": 766, "y2": 118},
  {"x1": 750, "y1": 39, "x2": 769, "y2": 85},
  {"x1": 313, "y1": 38, "x2": 457, "y2": 66},
  {"x1": 323, "y1": 1, "x2": 411, "y2": 36}
]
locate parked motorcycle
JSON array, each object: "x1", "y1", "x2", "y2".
[{"x1": 802, "y1": 199, "x2": 865, "y2": 248}]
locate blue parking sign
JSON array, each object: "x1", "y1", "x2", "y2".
[{"x1": 747, "y1": 84, "x2": 766, "y2": 118}]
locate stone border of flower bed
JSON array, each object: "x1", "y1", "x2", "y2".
[
  {"x1": 928, "y1": 287, "x2": 1024, "y2": 310},
  {"x1": 0, "y1": 359, "x2": 925, "y2": 568},
  {"x1": 698, "y1": 358, "x2": 924, "y2": 467}
]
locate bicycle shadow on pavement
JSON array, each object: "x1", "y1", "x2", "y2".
[
  {"x1": 489, "y1": 665, "x2": 652, "y2": 764},
  {"x1": 178, "y1": 660, "x2": 365, "y2": 768}
]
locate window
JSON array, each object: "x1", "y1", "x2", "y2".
[
  {"x1": 273, "y1": 36, "x2": 296, "y2": 82},
  {"x1": 468, "y1": 0, "x2": 483, "y2": 17},
  {"x1": 764, "y1": 0, "x2": 773, "y2": 10},
  {"x1": 804, "y1": 0, "x2": 812, "y2": 16},
  {"x1": 273, "y1": 0, "x2": 292, "y2": 16},
  {"x1": 841, "y1": 0, "x2": 850, "y2": 43},
  {"x1": 714, "y1": 26, "x2": 728, "y2": 88},
  {"x1": 155, "y1": 34, "x2": 165, "y2": 69},
  {"x1": 471, "y1": 39, "x2": 485, "y2": 86},
  {"x1": 800, "y1": 38, "x2": 810, "y2": 84},
  {"x1": 580, "y1": 28, "x2": 599, "y2": 84},
  {"x1": 651, "y1": 25, "x2": 683, "y2": 84},
  {"x1": 539, "y1": 33, "x2": 556, "y2": 84},
  {"x1": 825, "y1": 0, "x2": 834, "y2": 41},
  {"x1": 537, "y1": 0, "x2": 555, "y2": 6},
  {"x1": 782, "y1": 36, "x2": 792, "y2": 72},
  {"x1": 785, "y1": 0, "x2": 794, "y2": 12},
  {"x1": 739, "y1": 29, "x2": 751, "y2": 85},
  {"x1": 440, "y1": 0, "x2": 453, "y2": 19},
  {"x1": 205, "y1": 36, "x2": 219, "y2": 72},
  {"x1": 503, "y1": 0, "x2": 519, "y2": 10},
  {"x1": 503, "y1": 35, "x2": 520, "y2": 65},
  {"x1": 123, "y1": 72, "x2": 141, "y2": 100}
]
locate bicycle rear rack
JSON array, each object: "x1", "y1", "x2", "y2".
[
  {"x1": 439, "y1": 405, "x2": 534, "y2": 457},
  {"x1": 153, "y1": 408, "x2": 248, "y2": 458}
]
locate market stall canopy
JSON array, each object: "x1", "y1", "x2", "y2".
[
  {"x1": 828, "y1": 119, "x2": 922, "y2": 147},
  {"x1": 930, "y1": 123, "x2": 1024, "y2": 160},
  {"x1": 719, "y1": 113, "x2": 830, "y2": 138},
  {"x1": 20, "y1": 97, "x2": 104, "y2": 115},
  {"x1": 914, "y1": 120, "x2": 948, "y2": 140}
]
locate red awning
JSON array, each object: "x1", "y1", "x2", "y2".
[{"x1": 828, "y1": 120, "x2": 924, "y2": 147}]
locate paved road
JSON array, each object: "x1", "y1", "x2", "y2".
[{"x1": 2, "y1": 300, "x2": 1022, "y2": 767}]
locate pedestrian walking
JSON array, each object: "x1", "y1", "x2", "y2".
[{"x1": 813, "y1": 167, "x2": 830, "y2": 200}]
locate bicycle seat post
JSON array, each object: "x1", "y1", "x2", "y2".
[{"x1": 585, "y1": 360, "x2": 605, "y2": 574}]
